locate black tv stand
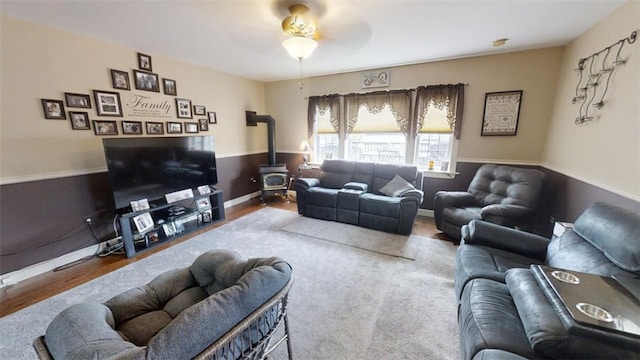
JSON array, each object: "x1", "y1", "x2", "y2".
[{"x1": 118, "y1": 189, "x2": 225, "y2": 258}]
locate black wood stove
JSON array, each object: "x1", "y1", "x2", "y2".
[{"x1": 246, "y1": 111, "x2": 289, "y2": 203}]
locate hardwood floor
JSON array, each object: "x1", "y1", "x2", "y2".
[{"x1": 0, "y1": 197, "x2": 446, "y2": 318}]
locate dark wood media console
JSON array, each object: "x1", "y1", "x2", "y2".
[{"x1": 119, "y1": 189, "x2": 225, "y2": 258}]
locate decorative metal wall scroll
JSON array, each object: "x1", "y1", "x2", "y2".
[{"x1": 572, "y1": 30, "x2": 637, "y2": 125}]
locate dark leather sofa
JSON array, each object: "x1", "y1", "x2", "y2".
[
  {"x1": 295, "y1": 159, "x2": 424, "y2": 235},
  {"x1": 454, "y1": 202, "x2": 640, "y2": 359}
]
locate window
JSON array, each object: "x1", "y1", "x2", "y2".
[
  {"x1": 315, "y1": 109, "x2": 339, "y2": 162},
  {"x1": 308, "y1": 84, "x2": 464, "y2": 173},
  {"x1": 415, "y1": 101, "x2": 455, "y2": 172},
  {"x1": 346, "y1": 104, "x2": 406, "y2": 163}
]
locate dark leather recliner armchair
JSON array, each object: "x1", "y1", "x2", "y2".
[{"x1": 433, "y1": 164, "x2": 545, "y2": 241}]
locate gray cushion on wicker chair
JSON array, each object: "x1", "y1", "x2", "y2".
[{"x1": 36, "y1": 250, "x2": 292, "y2": 359}]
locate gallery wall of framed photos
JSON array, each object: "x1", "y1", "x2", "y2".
[{"x1": 41, "y1": 52, "x2": 219, "y2": 137}]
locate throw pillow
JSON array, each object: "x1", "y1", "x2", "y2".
[{"x1": 379, "y1": 175, "x2": 415, "y2": 197}]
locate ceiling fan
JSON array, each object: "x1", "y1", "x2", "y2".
[
  {"x1": 276, "y1": 1, "x2": 372, "y2": 60},
  {"x1": 281, "y1": 4, "x2": 320, "y2": 60}
]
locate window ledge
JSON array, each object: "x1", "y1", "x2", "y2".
[{"x1": 420, "y1": 170, "x2": 458, "y2": 179}]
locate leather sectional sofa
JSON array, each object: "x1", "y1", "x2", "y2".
[
  {"x1": 455, "y1": 202, "x2": 640, "y2": 359},
  {"x1": 295, "y1": 159, "x2": 424, "y2": 235}
]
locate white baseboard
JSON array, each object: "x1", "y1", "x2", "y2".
[
  {"x1": 0, "y1": 245, "x2": 99, "y2": 288},
  {"x1": 417, "y1": 209, "x2": 434, "y2": 217}
]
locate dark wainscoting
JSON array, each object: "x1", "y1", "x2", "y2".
[
  {"x1": 0, "y1": 153, "x2": 272, "y2": 275},
  {"x1": 3, "y1": 155, "x2": 637, "y2": 275}
]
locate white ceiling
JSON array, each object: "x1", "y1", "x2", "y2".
[{"x1": 1, "y1": 0, "x2": 627, "y2": 82}]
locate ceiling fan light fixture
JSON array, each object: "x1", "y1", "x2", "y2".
[
  {"x1": 282, "y1": 36, "x2": 318, "y2": 60},
  {"x1": 282, "y1": 4, "x2": 318, "y2": 39}
]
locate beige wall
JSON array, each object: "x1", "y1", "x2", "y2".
[
  {"x1": 0, "y1": 16, "x2": 266, "y2": 184},
  {"x1": 266, "y1": 47, "x2": 564, "y2": 163},
  {"x1": 543, "y1": 1, "x2": 639, "y2": 201}
]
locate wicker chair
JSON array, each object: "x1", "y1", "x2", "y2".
[{"x1": 33, "y1": 250, "x2": 293, "y2": 360}]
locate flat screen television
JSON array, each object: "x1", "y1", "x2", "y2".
[{"x1": 102, "y1": 136, "x2": 218, "y2": 211}]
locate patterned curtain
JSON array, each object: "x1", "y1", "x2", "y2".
[
  {"x1": 413, "y1": 83, "x2": 465, "y2": 139},
  {"x1": 343, "y1": 90, "x2": 412, "y2": 136},
  {"x1": 307, "y1": 94, "x2": 340, "y2": 138}
]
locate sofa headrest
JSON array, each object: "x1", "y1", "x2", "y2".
[
  {"x1": 469, "y1": 164, "x2": 545, "y2": 208},
  {"x1": 318, "y1": 159, "x2": 356, "y2": 188},
  {"x1": 573, "y1": 202, "x2": 640, "y2": 272}
]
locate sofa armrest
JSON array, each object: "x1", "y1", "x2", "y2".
[
  {"x1": 295, "y1": 177, "x2": 320, "y2": 190},
  {"x1": 480, "y1": 204, "x2": 532, "y2": 221},
  {"x1": 343, "y1": 182, "x2": 368, "y2": 192},
  {"x1": 461, "y1": 220, "x2": 550, "y2": 261},
  {"x1": 434, "y1": 191, "x2": 478, "y2": 208},
  {"x1": 400, "y1": 189, "x2": 424, "y2": 203}
]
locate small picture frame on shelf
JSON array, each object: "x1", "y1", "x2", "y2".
[
  {"x1": 198, "y1": 119, "x2": 209, "y2": 131},
  {"x1": 196, "y1": 197, "x2": 211, "y2": 211},
  {"x1": 122, "y1": 120, "x2": 143, "y2": 135},
  {"x1": 146, "y1": 230, "x2": 159, "y2": 243},
  {"x1": 176, "y1": 98, "x2": 192, "y2": 118},
  {"x1": 93, "y1": 90, "x2": 123, "y2": 117},
  {"x1": 133, "y1": 70, "x2": 160, "y2": 92},
  {"x1": 130, "y1": 198, "x2": 150, "y2": 212},
  {"x1": 167, "y1": 121, "x2": 182, "y2": 134},
  {"x1": 69, "y1": 111, "x2": 90, "y2": 130},
  {"x1": 197, "y1": 185, "x2": 212, "y2": 195},
  {"x1": 93, "y1": 120, "x2": 118, "y2": 135},
  {"x1": 146, "y1": 121, "x2": 164, "y2": 135},
  {"x1": 133, "y1": 212, "x2": 154, "y2": 233},
  {"x1": 163, "y1": 78, "x2": 177, "y2": 96},
  {"x1": 110, "y1": 69, "x2": 130, "y2": 90},
  {"x1": 185, "y1": 122, "x2": 199, "y2": 133},
  {"x1": 193, "y1": 105, "x2": 206, "y2": 115},
  {"x1": 41, "y1": 99, "x2": 66, "y2": 119},
  {"x1": 138, "y1": 52, "x2": 152, "y2": 71},
  {"x1": 208, "y1": 111, "x2": 217, "y2": 124},
  {"x1": 162, "y1": 222, "x2": 177, "y2": 237},
  {"x1": 64, "y1": 93, "x2": 91, "y2": 108},
  {"x1": 202, "y1": 209, "x2": 212, "y2": 223}
]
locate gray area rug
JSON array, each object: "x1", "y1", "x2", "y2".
[
  {"x1": 281, "y1": 216, "x2": 419, "y2": 260},
  {"x1": 0, "y1": 208, "x2": 459, "y2": 359}
]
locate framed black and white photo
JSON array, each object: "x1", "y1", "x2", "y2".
[
  {"x1": 41, "y1": 99, "x2": 66, "y2": 119},
  {"x1": 133, "y1": 212, "x2": 154, "y2": 233},
  {"x1": 146, "y1": 121, "x2": 164, "y2": 135},
  {"x1": 93, "y1": 90, "x2": 123, "y2": 117},
  {"x1": 202, "y1": 209, "x2": 212, "y2": 223},
  {"x1": 110, "y1": 69, "x2": 130, "y2": 90},
  {"x1": 185, "y1": 122, "x2": 199, "y2": 133},
  {"x1": 122, "y1": 120, "x2": 143, "y2": 135},
  {"x1": 176, "y1": 98, "x2": 192, "y2": 118},
  {"x1": 196, "y1": 197, "x2": 211, "y2": 211},
  {"x1": 163, "y1": 78, "x2": 177, "y2": 96},
  {"x1": 133, "y1": 70, "x2": 160, "y2": 92},
  {"x1": 167, "y1": 121, "x2": 182, "y2": 134},
  {"x1": 481, "y1": 90, "x2": 523, "y2": 136},
  {"x1": 69, "y1": 111, "x2": 90, "y2": 130},
  {"x1": 64, "y1": 93, "x2": 91, "y2": 108},
  {"x1": 93, "y1": 120, "x2": 118, "y2": 135},
  {"x1": 137, "y1": 52, "x2": 152, "y2": 71},
  {"x1": 198, "y1": 118, "x2": 209, "y2": 131},
  {"x1": 193, "y1": 105, "x2": 206, "y2": 115},
  {"x1": 130, "y1": 198, "x2": 150, "y2": 212},
  {"x1": 208, "y1": 111, "x2": 217, "y2": 124}
]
